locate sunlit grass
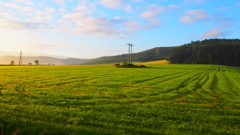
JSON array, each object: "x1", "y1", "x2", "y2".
[
  {"x1": 140, "y1": 60, "x2": 169, "y2": 65},
  {"x1": 0, "y1": 64, "x2": 240, "y2": 134}
]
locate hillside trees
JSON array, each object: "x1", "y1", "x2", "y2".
[
  {"x1": 169, "y1": 39, "x2": 240, "y2": 67},
  {"x1": 82, "y1": 47, "x2": 174, "y2": 65}
]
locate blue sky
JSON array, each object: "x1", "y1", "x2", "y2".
[{"x1": 0, "y1": 0, "x2": 239, "y2": 58}]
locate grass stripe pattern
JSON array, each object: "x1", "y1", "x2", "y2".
[{"x1": 0, "y1": 64, "x2": 240, "y2": 134}]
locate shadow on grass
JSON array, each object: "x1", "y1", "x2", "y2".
[{"x1": 0, "y1": 85, "x2": 3, "y2": 96}]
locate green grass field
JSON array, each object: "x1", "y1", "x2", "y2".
[{"x1": 0, "y1": 64, "x2": 240, "y2": 134}]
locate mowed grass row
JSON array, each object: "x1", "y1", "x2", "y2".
[{"x1": 0, "y1": 64, "x2": 240, "y2": 134}]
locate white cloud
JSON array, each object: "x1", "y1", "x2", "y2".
[
  {"x1": 56, "y1": 1, "x2": 144, "y2": 38},
  {"x1": 54, "y1": 0, "x2": 64, "y2": 5},
  {"x1": 0, "y1": 0, "x2": 182, "y2": 39},
  {"x1": 0, "y1": 20, "x2": 47, "y2": 30},
  {"x1": 0, "y1": 13, "x2": 15, "y2": 20},
  {"x1": 16, "y1": 6, "x2": 55, "y2": 24},
  {"x1": 180, "y1": 9, "x2": 208, "y2": 24},
  {"x1": 99, "y1": 0, "x2": 123, "y2": 9},
  {"x1": 0, "y1": 1, "x2": 55, "y2": 25},
  {"x1": 141, "y1": 11, "x2": 155, "y2": 19},
  {"x1": 140, "y1": 4, "x2": 178, "y2": 27},
  {"x1": 13, "y1": 0, "x2": 34, "y2": 6},
  {"x1": 199, "y1": 15, "x2": 233, "y2": 39},
  {"x1": 75, "y1": 0, "x2": 96, "y2": 14},
  {"x1": 61, "y1": 12, "x2": 123, "y2": 38},
  {"x1": 0, "y1": 20, "x2": 27, "y2": 29},
  {"x1": 180, "y1": 16, "x2": 193, "y2": 23},
  {"x1": 45, "y1": 8, "x2": 55, "y2": 14},
  {"x1": 141, "y1": 4, "x2": 178, "y2": 19},
  {"x1": 0, "y1": 2, "x2": 22, "y2": 9},
  {"x1": 98, "y1": 0, "x2": 133, "y2": 12},
  {"x1": 124, "y1": 4, "x2": 133, "y2": 13},
  {"x1": 201, "y1": 29, "x2": 223, "y2": 38}
]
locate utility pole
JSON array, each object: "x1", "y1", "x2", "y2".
[
  {"x1": 127, "y1": 43, "x2": 130, "y2": 63},
  {"x1": 130, "y1": 44, "x2": 134, "y2": 64},
  {"x1": 19, "y1": 50, "x2": 22, "y2": 66}
]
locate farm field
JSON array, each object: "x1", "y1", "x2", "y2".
[{"x1": 0, "y1": 64, "x2": 240, "y2": 134}]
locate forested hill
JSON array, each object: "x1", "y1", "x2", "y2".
[
  {"x1": 81, "y1": 47, "x2": 174, "y2": 65},
  {"x1": 169, "y1": 39, "x2": 240, "y2": 67}
]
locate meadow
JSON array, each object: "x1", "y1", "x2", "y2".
[{"x1": 0, "y1": 64, "x2": 240, "y2": 134}]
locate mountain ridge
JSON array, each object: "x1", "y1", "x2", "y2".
[{"x1": 0, "y1": 56, "x2": 90, "y2": 65}]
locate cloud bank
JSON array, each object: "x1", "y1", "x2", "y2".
[{"x1": 0, "y1": 0, "x2": 236, "y2": 40}]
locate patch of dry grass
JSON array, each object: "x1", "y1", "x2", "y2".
[{"x1": 140, "y1": 60, "x2": 169, "y2": 65}]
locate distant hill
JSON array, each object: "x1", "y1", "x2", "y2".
[
  {"x1": 81, "y1": 47, "x2": 175, "y2": 65},
  {"x1": 169, "y1": 39, "x2": 240, "y2": 67},
  {"x1": 0, "y1": 56, "x2": 90, "y2": 65}
]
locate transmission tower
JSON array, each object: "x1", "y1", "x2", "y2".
[
  {"x1": 127, "y1": 43, "x2": 130, "y2": 63},
  {"x1": 126, "y1": 43, "x2": 134, "y2": 64},
  {"x1": 19, "y1": 50, "x2": 22, "y2": 66}
]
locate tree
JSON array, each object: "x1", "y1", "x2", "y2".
[
  {"x1": 34, "y1": 60, "x2": 39, "y2": 65},
  {"x1": 10, "y1": 60, "x2": 14, "y2": 66}
]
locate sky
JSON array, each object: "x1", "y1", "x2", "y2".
[{"x1": 0, "y1": 0, "x2": 240, "y2": 58}]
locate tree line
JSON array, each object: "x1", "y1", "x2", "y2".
[
  {"x1": 169, "y1": 39, "x2": 240, "y2": 67},
  {"x1": 9, "y1": 60, "x2": 39, "y2": 66}
]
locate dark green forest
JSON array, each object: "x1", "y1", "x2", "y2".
[
  {"x1": 81, "y1": 47, "x2": 174, "y2": 65},
  {"x1": 169, "y1": 39, "x2": 240, "y2": 67}
]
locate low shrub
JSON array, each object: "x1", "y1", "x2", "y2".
[
  {"x1": 113, "y1": 63, "x2": 120, "y2": 67},
  {"x1": 113, "y1": 63, "x2": 146, "y2": 68}
]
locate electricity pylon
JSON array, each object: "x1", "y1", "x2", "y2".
[
  {"x1": 126, "y1": 43, "x2": 134, "y2": 64},
  {"x1": 19, "y1": 50, "x2": 22, "y2": 66}
]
